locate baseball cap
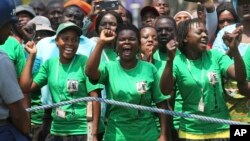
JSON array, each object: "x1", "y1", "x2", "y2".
[
  {"x1": 64, "y1": 0, "x2": 91, "y2": 15},
  {"x1": 16, "y1": 5, "x2": 36, "y2": 18},
  {"x1": 0, "y1": 0, "x2": 18, "y2": 27},
  {"x1": 140, "y1": 6, "x2": 160, "y2": 18},
  {"x1": 56, "y1": 22, "x2": 82, "y2": 37},
  {"x1": 28, "y1": 16, "x2": 55, "y2": 33}
]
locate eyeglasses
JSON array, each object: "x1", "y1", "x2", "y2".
[{"x1": 218, "y1": 19, "x2": 235, "y2": 24}]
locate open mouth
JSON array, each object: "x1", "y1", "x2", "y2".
[
  {"x1": 200, "y1": 39, "x2": 208, "y2": 46},
  {"x1": 64, "y1": 47, "x2": 74, "y2": 54},
  {"x1": 122, "y1": 46, "x2": 132, "y2": 56}
]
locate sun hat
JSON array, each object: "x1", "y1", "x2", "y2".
[{"x1": 56, "y1": 22, "x2": 82, "y2": 36}]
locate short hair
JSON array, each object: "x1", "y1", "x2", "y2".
[
  {"x1": 95, "y1": 11, "x2": 123, "y2": 34},
  {"x1": 177, "y1": 18, "x2": 204, "y2": 55},
  {"x1": 154, "y1": 15, "x2": 177, "y2": 30},
  {"x1": 115, "y1": 24, "x2": 140, "y2": 50}
]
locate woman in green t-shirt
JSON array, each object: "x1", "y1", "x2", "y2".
[
  {"x1": 20, "y1": 22, "x2": 104, "y2": 141},
  {"x1": 160, "y1": 18, "x2": 247, "y2": 141},
  {"x1": 85, "y1": 24, "x2": 170, "y2": 141}
]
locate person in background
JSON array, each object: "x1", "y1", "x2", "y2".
[
  {"x1": 215, "y1": 2, "x2": 239, "y2": 34},
  {"x1": 160, "y1": 18, "x2": 246, "y2": 140},
  {"x1": 196, "y1": 0, "x2": 217, "y2": 48},
  {"x1": 27, "y1": 16, "x2": 55, "y2": 44},
  {"x1": 213, "y1": 0, "x2": 250, "y2": 123},
  {"x1": 114, "y1": 3, "x2": 131, "y2": 24},
  {"x1": 139, "y1": 26, "x2": 158, "y2": 63},
  {"x1": 46, "y1": 0, "x2": 64, "y2": 31},
  {"x1": 85, "y1": 23, "x2": 170, "y2": 141},
  {"x1": 140, "y1": 6, "x2": 160, "y2": 27},
  {"x1": 151, "y1": 0, "x2": 170, "y2": 16},
  {"x1": 12, "y1": 4, "x2": 36, "y2": 43},
  {"x1": 0, "y1": 0, "x2": 30, "y2": 140},
  {"x1": 29, "y1": 0, "x2": 47, "y2": 16},
  {"x1": 21, "y1": 22, "x2": 104, "y2": 141},
  {"x1": 173, "y1": 11, "x2": 193, "y2": 26}
]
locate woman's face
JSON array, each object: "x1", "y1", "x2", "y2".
[
  {"x1": 185, "y1": 22, "x2": 208, "y2": 54},
  {"x1": 140, "y1": 27, "x2": 158, "y2": 55},
  {"x1": 218, "y1": 10, "x2": 235, "y2": 30},
  {"x1": 141, "y1": 12, "x2": 158, "y2": 27},
  {"x1": 98, "y1": 13, "x2": 118, "y2": 34},
  {"x1": 116, "y1": 29, "x2": 139, "y2": 61},
  {"x1": 56, "y1": 29, "x2": 79, "y2": 63}
]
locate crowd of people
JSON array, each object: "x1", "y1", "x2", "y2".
[{"x1": 1, "y1": 0, "x2": 250, "y2": 141}]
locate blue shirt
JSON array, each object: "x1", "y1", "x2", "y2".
[
  {"x1": 34, "y1": 35, "x2": 96, "y2": 104},
  {"x1": 212, "y1": 24, "x2": 249, "y2": 56}
]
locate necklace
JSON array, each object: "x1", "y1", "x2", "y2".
[{"x1": 186, "y1": 54, "x2": 205, "y2": 112}]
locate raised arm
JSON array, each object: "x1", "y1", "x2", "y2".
[
  {"x1": 160, "y1": 39, "x2": 178, "y2": 95},
  {"x1": 85, "y1": 29, "x2": 116, "y2": 82},
  {"x1": 223, "y1": 26, "x2": 246, "y2": 83},
  {"x1": 20, "y1": 41, "x2": 40, "y2": 93}
]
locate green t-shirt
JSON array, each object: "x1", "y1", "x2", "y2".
[
  {"x1": 98, "y1": 60, "x2": 169, "y2": 141},
  {"x1": 102, "y1": 48, "x2": 117, "y2": 62},
  {"x1": 244, "y1": 47, "x2": 250, "y2": 80},
  {"x1": 173, "y1": 50, "x2": 233, "y2": 134},
  {"x1": 0, "y1": 37, "x2": 26, "y2": 78},
  {"x1": 153, "y1": 49, "x2": 182, "y2": 130},
  {"x1": 34, "y1": 55, "x2": 104, "y2": 135},
  {"x1": 30, "y1": 89, "x2": 44, "y2": 125}
]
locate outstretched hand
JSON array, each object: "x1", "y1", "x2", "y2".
[
  {"x1": 25, "y1": 41, "x2": 37, "y2": 55},
  {"x1": 99, "y1": 29, "x2": 116, "y2": 43},
  {"x1": 166, "y1": 39, "x2": 178, "y2": 61},
  {"x1": 223, "y1": 25, "x2": 243, "y2": 51}
]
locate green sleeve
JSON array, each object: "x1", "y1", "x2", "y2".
[
  {"x1": 86, "y1": 76, "x2": 104, "y2": 93},
  {"x1": 98, "y1": 62, "x2": 109, "y2": 85},
  {"x1": 243, "y1": 48, "x2": 250, "y2": 80},
  {"x1": 33, "y1": 61, "x2": 49, "y2": 87},
  {"x1": 213, "y1": 50, "x2": 233, "y2": 77},
  {"x1": 14, "y1": 42, "x2": 26, "y2": 78},
  {"x1": 152, "y1": 66, "x2": 170, "y2": 103}
]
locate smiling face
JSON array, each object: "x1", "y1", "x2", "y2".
[
  {"x1": 140, "y1": 27, "x2": 158, "y2": 56},
  {"x1": 185, "y1": 22, "x2": 208, "y2": 54},
  {"x1": 56, "y1": 29, "x2": 79, "y2": 63},
  {"x1": 116, "y1": 29, "x2": 139, "y2": 62}
]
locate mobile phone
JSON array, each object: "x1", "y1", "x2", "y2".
[{"x1": 95, "y1": 1, "x2": 119, "y2": 10}]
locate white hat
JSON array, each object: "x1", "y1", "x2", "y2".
[{"x1": 28, "y1": 16, "x2": 55, "y2": 33}]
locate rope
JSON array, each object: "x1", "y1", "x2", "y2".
[{"x1": 26, "y1": 97, "x2": 249, "y2": 125}]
